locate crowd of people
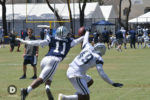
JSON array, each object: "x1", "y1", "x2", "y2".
[{"x1": 92, "y1": 26, "x2": 150, "y2": 52}]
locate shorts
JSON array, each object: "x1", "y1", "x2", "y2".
[
  {"x1": 69, "y1": 77, "x2": 90, "y2": 95},
  {"x1": 39, "y1": 56, "x2": 61, "y2": 82},
  {"x1": 23, "y1": 56, "x2": 37, "y2": 66},
  {"x1": 117, "y1": 39, "x2": 123, "y2": 45}
]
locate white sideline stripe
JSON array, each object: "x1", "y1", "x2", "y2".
[{"x1": 0, "y1": 64, "x2": 22, "y2": 66}]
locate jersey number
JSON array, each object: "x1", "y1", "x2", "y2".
[
  {"x1": 78, "y1": 51, "x2": 93, "y2": 64},
  {"x1": 54, "y1": 42, "x2": 66, "y2": 55}
]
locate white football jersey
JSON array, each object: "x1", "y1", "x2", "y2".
[{"x1": 67, "y1": 42, "x2": 103, "y2": 78}]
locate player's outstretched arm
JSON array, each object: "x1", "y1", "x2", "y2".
[
  {"x1": 71, "y1": 36, "x2": 84, "y2": 47},
  {"x1": 16, "y1": 38, "x2": 49, "y2": 47},
  {"x1": 82, "y1": 31, "x2": 90, "y2": 48},
  {"x1": 96, "y1": 64, "x2": 123, "y2": 88}
]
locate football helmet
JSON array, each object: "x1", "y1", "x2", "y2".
[
  {"x1": 94, "y1": 43, "x2": 106, "y2": 56},
  {"x1": 55, "y1": 26, "x2": 69, "y2": 38}
]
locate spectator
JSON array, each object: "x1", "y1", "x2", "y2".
[
  {"x1": 102, "y1": 28, "x2": 110, "y2": 49},
  {"x1": 19, "y1": 28, "x2": 39, "y2": 79},
  {"x1": 0, "y1": 27, "x2": 5, "y2": 48},
  {"x1": 9, "y1": 31, "x2": 20, "y2": 52},
  {"x1": 92, "y1": 30, "x2": 99, "y2": 45},
  {"x1": 115, "y1": 29, "x2": 123, "y2": 52},
  {"x1": 21, "y1": 29, "x2": 28, "y2": 40},
  {"x1": 40, "y1": 28, "x2": 45, "y2": 40},
  {"x1": 129, "y1": 29, "x2": 136, "y2": 49}
]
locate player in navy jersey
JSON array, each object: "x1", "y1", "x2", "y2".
[
  {"x1": 58, "y1": 30, "x2": 123, "y2": 100},
  {"x1": 16, "y1": 26, "x2": 84, "y2": 100}
]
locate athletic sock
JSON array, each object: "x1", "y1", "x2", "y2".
[
  {"x1": 27, "y1": 86, "x2": 32, "y2": 93},
  {"x1": 64, "y1": 94, "x2": 78, "y2": 100},
  {"x1": 45, "y1": 85, "x2": 50, "y2": 90}
]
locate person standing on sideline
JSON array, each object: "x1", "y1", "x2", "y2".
[
  {"x1": 92, "y1": 30, "x2": 99, "y2": 45},
  {"x1": 19, "y1": 28, "x2": 39, "y2": 79},
  {"x1": 129, "y1": 29, "x2": 136, "y2": 49},
  {"x1": 0, "y1": 27, "x2": 5, "y2": 48},
  {"x1": 102, "y1": 28, "x2": 110, "y2": 49},
  {"x1": 58, "y1": 30, "x2": 123, "y2": 100},
  {"x1": 136, "y1": 26, "x2": 143, "y2": 48},
  {"x1": 16, "y1": 26, "x2": 84, "y2": 100}
]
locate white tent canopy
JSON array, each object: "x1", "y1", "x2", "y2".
[
  {"x1": 0, "y1": 2, "x2": 104, "y2": 20},
  {"x1": 129, "y1": 12, "x2": 150, "y2": 23},
  {"x1": 100, "y1": 5, "x2": 117, "y2": 21}
]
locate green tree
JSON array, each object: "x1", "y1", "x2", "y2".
[
  {"x1": 46, "y1": 0, "x2": 63, "y2": 26},
  {"x1": 0, "y1": 0, "x2": 7, "y2": 35},
  {"x1": 118, "y1": 0, "x2": 131, "y2": 31}
]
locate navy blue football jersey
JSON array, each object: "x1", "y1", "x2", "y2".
[{"x1": 46, "y1": 37, "x2": 73, "y2": 59}]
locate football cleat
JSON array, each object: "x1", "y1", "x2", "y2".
[
  {"x1": 19, "y1": 75, "x2": 26, "y2": 79},
  {"x1": 46, "y1": 88, "x2": 54, "y2": 100},
  {"x1": 58, "y1": 93, "x2": 65, "y2": 100},
  {"x1": 30, "y1": 75, "x2": 37, "y2": 80},
  {"x1": 21, "y1": 88, "x2": 28, "y2": 100}
]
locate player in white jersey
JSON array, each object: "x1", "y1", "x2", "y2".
[
  {"x1": 58, "y1": 31, "x2": 123, "y2": 100},
  {"x1": 16, "y1": 26, "x2": 84, "y2": 100},
  {"x1": 120, "y1": 27, "x2": 127, "y2": 49}
]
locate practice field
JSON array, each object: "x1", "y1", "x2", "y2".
[{"x1": 0, "y1": 44, "x2": 150, "y2": 100}]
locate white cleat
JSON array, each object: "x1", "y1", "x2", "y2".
[{"x1": 58, "y1": 93, "x2": 65, "y2": 100}]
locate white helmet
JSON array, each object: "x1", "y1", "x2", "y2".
[
  {"x1": 94, "y1": 43, "x2": 106, "y2": 56},
  {"x1": 55, "y1": 26, "x2": 69, "y2": 38}
]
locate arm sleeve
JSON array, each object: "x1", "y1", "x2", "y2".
[
  {"x1": 82, "y1": 31, "x2": 90, "y2": 48},
  {"x1": 96, "y1": 63, "x2": 114, "y2": 85},
  {"x1": 22, "y1": 39, "x2": 49, "y2": 47},
  {"x1": 18, "y1": 33, "x2": 51, "y2": 47},
  {"x1": 71, "y1": 36, "x2": 84, "y2": 47}
]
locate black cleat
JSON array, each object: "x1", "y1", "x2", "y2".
[
  {"x1": 30, "y1": 75, "x2": 37, "y2": 80},
  {"x1": 21, "y1": 88, "x2": 28, "y2": 100},
  {"x1": 46, "y1": 88, "x2": 54, "y2": 100},
  {"x1": 19, "y1": 75, "x2": 26, "y2": 79}
]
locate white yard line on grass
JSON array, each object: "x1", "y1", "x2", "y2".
[{"x1": 0, "y1": 64, "x2": 22, "y2": 66}]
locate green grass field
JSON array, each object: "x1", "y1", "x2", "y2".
[{"x1": 0, "y1": 44, "x2": 150, "y2": 100}]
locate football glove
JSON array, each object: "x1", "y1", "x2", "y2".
[{"x1": 112, "y1": 83, "x2": 123, "y2": 88}]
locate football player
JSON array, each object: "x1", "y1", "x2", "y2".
[
  {"x1": 16, "y1": 26, "x2": 84, "y2": 100},
  {"x1": 58, "y1": 30, "x2": 123, "y2": 100}
]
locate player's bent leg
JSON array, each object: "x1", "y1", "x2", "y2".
[
  {"x1": 87, "y1": 79, "x2": 94, "y2": 88},
  {"x1": 84, "y1": 75, "x2": 94, "y2": 87},
  {"x1": 30, "y1": 78, "x2": 43, "y2": 89}
]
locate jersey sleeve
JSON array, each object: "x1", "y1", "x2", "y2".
[
  {"x1": 82, "y1": 31, "x2": 90, "y2": 48},
  {"x1": 96, "y1": 57, "x2": 114, "y2": 85},
  {"x1": 17, "y1": 35, "x2": 51, "y2": 47},
  {"x1": 70, "y1": 36, "x2": 84, "y2": 47}
]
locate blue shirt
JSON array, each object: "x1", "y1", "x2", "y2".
[
  {"x1": 129, "y1": 30, "x2": 136, "y2": 38},
  {"x1": 46, "y1": 37, "x2": 73, "y2": 59}
]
